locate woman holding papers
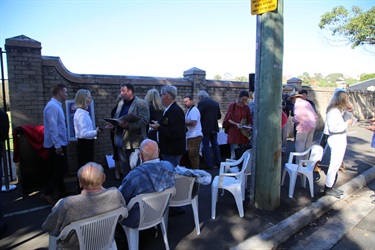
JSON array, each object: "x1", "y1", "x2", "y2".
[
  {"x1": 223, "y1": 90, "x2": 252, "y2": 159},
  {"x1": 73, "y1": 89, "x2": 100, "y2": 167}
]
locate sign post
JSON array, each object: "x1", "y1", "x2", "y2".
[
  {"x1": 251, "y1": 0, "x2": 277, "y2": 15},
  {"x1": 250, "y1": 0, "x2": 283, "y2": 210}
]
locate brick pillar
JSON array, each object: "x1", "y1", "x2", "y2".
[
  {"x1": 183, "y1": 67, "x2": 206, "y2": 97},
  {"x1": 5, "y1": 35, "x2": 44, "y2": 127},
  {"x1": 286, "y1": 77, "x2": 302, "y2": 91}
]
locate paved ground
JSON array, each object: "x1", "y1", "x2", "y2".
[
  {"x1": 276, "y1": 179, "x2": 375, "y2": 250},
  {"x1": 1, "y1": 122, "x2": 374, "y2": 250}
]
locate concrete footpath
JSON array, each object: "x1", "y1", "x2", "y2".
[{"x1": 1, "y1": 123, "x2": 374, "y2": 249}]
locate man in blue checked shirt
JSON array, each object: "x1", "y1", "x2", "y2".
[{"x1": 119, "y1": 139, "x2": 176, "y2": 228}]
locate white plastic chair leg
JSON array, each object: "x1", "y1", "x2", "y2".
[
  {"x1": 123, "y1": 227, "x2": 139, "y2": 250},
  {"x1": 233, "y1": 188, "x2": 244, "y2": 217},
  {"x1": 191, "y1": 195, "x2": 200, "y2": 235},
  {"x1": 160, "y1": 219, "x2": 170, "y2": 250},
  {"x1": 211, "y1": 184, "x2": 218, "y2": 219},
  {"x1": 305, "y1": 172, "x2": 314, "y2": 197},
  {"x1": 288, "y1": 171, "x2": 298, "y2": 198}
]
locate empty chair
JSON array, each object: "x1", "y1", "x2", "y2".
[
  {"x1": 164, "y1": 175, "x2": 201, "y2": 235},
  {"x1": 224, "y1": 149, "x2": 252, "y2": 194},
  {"x1": 281, "y1": 144, "x2": 324, "y2": 198},
  {"x1": 211, "y1": 150, "x2": 251, "y2": 219},
  {"x1": 48, "y1": 207, "x2": 128, "y2": 250},
  {"x1": 122, "y1": 188, "x2": 175, "y2": 250}
]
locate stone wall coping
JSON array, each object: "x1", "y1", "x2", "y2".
[
  {"x1": 42, "y1": 56, "x2": 190, "y2": 86},
  {"x1": 5, "y1": 35, "x2": 41, "y2": 49}
]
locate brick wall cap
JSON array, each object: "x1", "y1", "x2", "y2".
[
  {"x1": 5, "y1": 35, "x2": 41, "y2": 48},
  {"x1": 183, "y1": 67, "x2": 206, "y2": 76}
]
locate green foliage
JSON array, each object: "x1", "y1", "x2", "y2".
[
  {"x1": 360, "y1": 73, "x2": 375, "y2": 81},
  {"x1": 325, "y1": 73, "x2": 344, "y2": 83},
  {"x1": 319, "y1": 6, "x2": 375, "y2": 48},
  {"x1": 294, "y1": 72, "x2": 361, "y2": 87},
  {"x1": 234, "y1": 76, "x2": 248, "y2": 82},
  {"x1": 213, "y1": 75, "x2": 222, "y2": 80}
]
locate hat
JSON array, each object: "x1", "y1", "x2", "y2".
[{"x1": 288, "y1": 93, "x2": 303, "y2": 100}]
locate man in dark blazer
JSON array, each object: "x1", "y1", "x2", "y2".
[
  {"x1": 197, "y1": 90, "x2": 222, "y2": 169},
  {"x1": 150, "y1": 85, "x2": 186, "y2": 167}
]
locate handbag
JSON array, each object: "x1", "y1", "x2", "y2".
[{"x1": 223, "y1": 103, "x2": 236, "y2": 134}]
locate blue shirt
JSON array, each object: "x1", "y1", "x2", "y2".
[
  {"x1": 43, "y1": 98, "x2": 68, "y2": 148},
  {"x1": 118, "y1": 159, "x2": 175, "y2": 228}
]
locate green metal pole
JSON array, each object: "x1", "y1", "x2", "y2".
[{"x1": 254, "y1": 0, "x2": 284, "y2": 210}]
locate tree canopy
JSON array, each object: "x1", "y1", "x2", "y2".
[{"x1": 319, "y1": 6, "x2": 375, "y2": 48}]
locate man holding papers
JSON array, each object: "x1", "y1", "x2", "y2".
[{"x1": 106, "y1": 83, "x2": 149, "y2": 177}]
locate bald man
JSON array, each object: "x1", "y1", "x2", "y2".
[
  {"x1": 42, "y1": 162, "x2": 127, "y2": 249},
  {"x1": 119, "y1": 139, "x2": 176, "y2": 228}
]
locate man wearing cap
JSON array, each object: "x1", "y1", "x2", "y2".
[{"x1": 289, "y1": 93, "x2": 318, "y2": 164}]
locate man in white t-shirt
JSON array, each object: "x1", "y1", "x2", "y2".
[{"x1": 183, "y1": 95, "x2": 203, "y2": 169}]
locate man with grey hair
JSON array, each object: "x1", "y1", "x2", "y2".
[
  {"x1": 150, "y1": 85, "x2": 186, "y2": 167},
  {"x1": 197, "y1": 90, "x2": 222, "y2": 168},
  {"x1": 119, "y1": 139, "x2": 175, "y2": 228},
  {"x1": 43, "y1": 162, "x2": 126, "y2": 249}
]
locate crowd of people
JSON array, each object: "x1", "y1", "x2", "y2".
[{"x1": 1, "y1": 81, "x2": 373, "y2": 245}]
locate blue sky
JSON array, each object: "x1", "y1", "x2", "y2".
[{"x1": 1, "y1": 0, "x2": 374, "y2": 80}]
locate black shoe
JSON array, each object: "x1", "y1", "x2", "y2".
[
  {"x1": 313, "y1": 171, "x2": 321, "y2": 182},
  {"x1": 324, "y1": 186, "x2": 342, "y2": 199},
  {"x1": 335, "y1": 187, "x2": 344, "y2": 195}
]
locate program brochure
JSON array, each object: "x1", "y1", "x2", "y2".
[{"x1": 104, "y1": 113, "x2": 140, "y2": 125}]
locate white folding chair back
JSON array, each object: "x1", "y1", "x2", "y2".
[
  {"x1": 226, "y1": 149, "x2": 252, "y2": 192},
  {"x1": 211, "y1": 150, "x2": 251, "y2": 219},
  {"x1": 281, "y1": 145, "x2": 324, "y2": 198},
  {"x1": 164, "y1": 175, "x2": 200, "y2": 235},
  {"x1": 48, "y1": 207, "x2": 128, "y2": 250},
  {"x1": 122, "y1": 188, "x2": 175, "y2": 250}
]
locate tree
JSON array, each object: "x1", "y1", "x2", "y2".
[
  {"x1": 234, "y1": 76, "x2": 248, "y2": 82},
  {"x1": 319, "y1": 6, "x2": 375, "y2": 49},
  {"x1": 325, "y1": 73, "x2": 344, "y2": 84},
  {"x1": 213, "y1": 75, "x2": 222, "y2": 80}
]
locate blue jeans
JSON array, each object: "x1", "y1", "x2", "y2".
[
  {"x1": 202, "y1": 132, "x2": 222, "y2": 167},
  {"x1": 160, "y1": 154, "x2": 182, "y2": 167}
]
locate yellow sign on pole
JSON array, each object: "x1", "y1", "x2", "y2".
[{"x1": 251, "y1": 0, "x2": 277, "y2": 15}]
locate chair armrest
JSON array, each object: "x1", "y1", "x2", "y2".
[
  {"x1": 298, "y1": 160, "x2": 314, "y2": 169},
  {"x1": 220, "y1": 159, "x2": 244, "y2": 173},
  {"x1": 287, "y1": 148, "x2": 311, "y2": 163},
  {"x1": 219, "y1": 172, "x2": 241, "y2": 178}
]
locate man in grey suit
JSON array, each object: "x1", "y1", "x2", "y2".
[{"x1": 107, "y1": 83, "x2": 150, "y2": 177}]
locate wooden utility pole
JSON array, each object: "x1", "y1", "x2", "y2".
[{"x1": 253, "y1": 0, "x2": 284, "y2": 210}]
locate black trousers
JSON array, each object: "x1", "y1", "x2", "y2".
[
  {"x1": 77, "y1": 138, "x2": 94, "y2": 168},
  {"x1": 44, "y1": 146, "x2": 68, "y2": 196}
]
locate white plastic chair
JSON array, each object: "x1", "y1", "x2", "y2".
[
  {"x1": 224, "y1": 149, "x2": 252, "y2": 194},
  {"x1": 48, "y1": 207, "x2": 128, "y2": 250},
  {"x1": 122, "y1": 188, "x2": 175, "y2": 250},
  {"x1": 281, "y1": 144, "x2": 324, "y2": 198},
  {"x1": 211, "y1": 150, "x2": 251, "y2": 219},
  {"x1": 164, "y1": 175, "x2": 200, "y2": 235}
]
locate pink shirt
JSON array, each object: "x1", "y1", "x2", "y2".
[{"x1": 293, "y1": 98, "x2": 318, "y2": 132}]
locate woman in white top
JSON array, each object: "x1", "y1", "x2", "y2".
[
  {"x1": 73, "y1": 89, "x2": 100, "y2": 167},
  {"x1": 324, "y1": 91, "x2": 353, "y2": 198}
]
